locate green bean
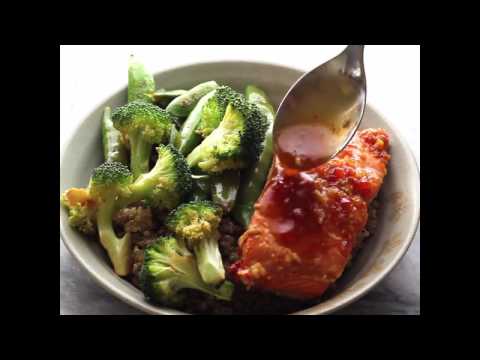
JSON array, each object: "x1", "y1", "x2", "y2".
[
  {"x1": 178, "y1": 90, "x2": 216, "y2": 155},
  {"x1": 232, "y1": 85, "x2": 275, "y2": 227},
  {"x1": 101, "y1": 106, "x2": 128, "y2": 164},
  {"x1": 128, "y1": 55, "x2": 155, "y2": 103},
  {"x1": 211, "y1": 171, "x2": 240, "y2": 213},
  {"x1": 151, "y1": 89, "x2": 188, "y2": 108},
  {"x1": 166, "y1": 81, "x2": 218, "y2": 117}
]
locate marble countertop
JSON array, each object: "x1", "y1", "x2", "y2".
[{"x1": 60, "y1": 45, "x2": 420, "y2": 315}]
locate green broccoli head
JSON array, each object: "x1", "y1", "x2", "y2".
[
  {"x1": 89, "y1": 161, "x2": 133, "y2": 198},
  {"x1": 89, "y1": 161, "x2": 133, "y2": 276},
  {"x1": 129, "y1": 144, "x2": 193, "y2": 210},
  {"x1": 165, "y1": 201, "x2": 225, "y2": 285},
  {"x1": 66, "y1": 204, "x2": 96, "y2": 234},
  {"x1": 60, "y1": 188, "x2": 97, "y2": 235},
  {"x1": 195, "y1": 86, "x2": 237, "y2": 138},
  {"x1": 140, "y1": 236, "x2": 234, "y2": 305},
  {"x1": 111, "y1": 101, "x2": 172, "y2": 144},
  {"x1": 186, "y1": 92, "x2": 268, "y2": 174},
  {"x1": 112, "y1": 101, "x2": 174, "y2": 178},
  {"x1": 165, "y1": 200, "x2": 223, "y2": 245}
]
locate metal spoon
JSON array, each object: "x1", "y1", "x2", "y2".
[{"x1": 273, "y1": 45, "x2": 366, "y2": 170}]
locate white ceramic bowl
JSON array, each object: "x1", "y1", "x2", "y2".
[{"x1": 60, "y1": 61, "x2": 420, "y2": 315}]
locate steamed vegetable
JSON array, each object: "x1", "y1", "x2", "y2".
[
  {"x1": 127, "y1": 144, "x2": 192, "y2": 210},
  {"x1": 169, "y1": 125, "x2": 181, "y2": 148},
  {"x1": 166, "y1": 201, "x2": 225, "y2": 285},
  {"x1": 166, "y1": 81, "x2": 219, "y2": 117},
  {"x1": 128, "y1": 55, "x2": 155, "y2": 103},
  {"x1": 61, "y1": 59, "x2": 284, "y2": 311},
  {"x1": 60, "y1": 187, "x2": 97, "y2": 235},
  {"x1": 140, "y1": 236, "x2": 234, "y2": 305},
  {"x1": 195, "y1": 86, "x2": 238, "y2": 138},
  {"x1": 178, "y1": 86, "x2": 240, "y2": 156},
  {"x1": 186, "y1": 94, "x2": 268, "y2": 174},
  {"x1": 232, "y1": 85, "x2": 275, "y2": 227},
  {"x1": 178, "y1": 90, "x2": 216, "y2": 156},
  {"x1": 112, "y1": 101, "x2": 174, "y2": 179},
  {"x1": 101, "y1": 106, "x2": 128, "y2": 164},
  {"x1": 151, "y1": 89, "x2": 188, "y2": 108},
  {"x1": 89, "y1": 161, "x2": 133, "y2": 276}
]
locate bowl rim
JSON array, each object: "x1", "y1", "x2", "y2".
[{"x1": 60, "y1": 60, "x2": 420, "y2": 315}]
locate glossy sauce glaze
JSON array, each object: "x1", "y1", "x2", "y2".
[
  {"x1": 258, "y1": 158, "x2": 367, "y2": 259},
  {"x1": 232, "y1": 129, "x2": 390, "y2": 299}
]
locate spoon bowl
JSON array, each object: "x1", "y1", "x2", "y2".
[{"x1": 273, "y1": 45, "x2": 366, "y2": 170}]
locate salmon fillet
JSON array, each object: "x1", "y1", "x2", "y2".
[{"x1": 230, "y1": 128, "x2": 391, "y2": 300}]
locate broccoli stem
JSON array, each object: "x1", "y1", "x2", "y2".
[
  {"x1": 102, "y1": 107, "x2": 128, "y2": 164},
  {"x1": 164, "y1": 246, "x2": 229, "y2": 299},
  {"x1": 129, "y1": 134, "x2": 152, "y2": 179},
  {"x1": 128, "y1": 161, "x2": 167, "y2": 202},
  {"x1": 127, "y1": 145, "x2": 182, "y2": 208},
  {"x1": 193, "y1": 232, "x2": 225, "y2": 285},
  {"x1": 96, "y1": 195, "x2": 131, "y2": 276}
]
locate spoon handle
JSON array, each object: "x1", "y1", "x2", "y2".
[
  {"x1": 344, "y1": 45, "x2": 364, "y2": 57},
  {"x1": 343, "y1": 45, "x2": 365, "y2": 78}
]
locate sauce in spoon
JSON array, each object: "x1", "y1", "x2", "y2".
[{"x1": 274, "y1": 71, "x2": 365, "y2": 170}]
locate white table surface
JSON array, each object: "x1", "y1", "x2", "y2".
[{"x1": 60, "y1": 45, "x2": 420, "y2": 315}]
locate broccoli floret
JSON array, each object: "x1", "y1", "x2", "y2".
[
  {"x1": 140, "y1": 236, "x2": 234, "y2": 305},
  {"x1": 128, "y1": 144, "x2": 193, "y2": 210},
  {"x1": 186, "y1": 93, "x2": 268, "y2": 174},
  {"x1": 165, "y1": 201, "x2": 225, "y2": 285},
  {"x1": 89, "y1": 161, "x2": 133, "y2": 276},
  {"x1": 60, "y1": 188, "x2": 96, "y2": 235},
  {"x1": 112, "y1": 101, "x2": 174, "y2": 178},
  {"x1": 195, "y1": 86, "x2": 237, "y2": 138}
]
